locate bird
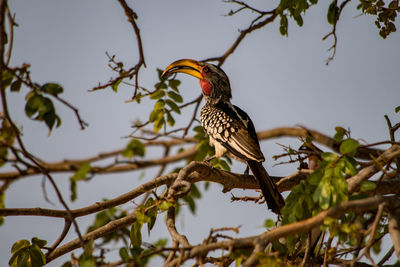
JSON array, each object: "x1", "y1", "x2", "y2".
[{"x1": 162, "y1": 59, "x2": 285, "y2": 214}]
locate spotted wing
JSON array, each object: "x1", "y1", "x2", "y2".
[{"x1": 200, "y1": 102, "x2": 264, "y2": 162}]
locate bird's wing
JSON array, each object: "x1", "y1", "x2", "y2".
[{"x1": 213, "y1": 102, "x2": 265, "y2": 162}]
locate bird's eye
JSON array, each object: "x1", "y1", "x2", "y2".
[{"x1": 203, "y1": 66, "x2": 210, "y2": 73}]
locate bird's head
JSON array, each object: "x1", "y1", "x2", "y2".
[{"x1": 162, "y1": 59, "x2": 232, "y2": 104}]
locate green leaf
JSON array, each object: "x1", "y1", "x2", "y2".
[
  {"x1": 149, "y1": 108, "x2": 163, "y2": 123},
  {"x1": 136, "y1": 210, "x2": 151, "y2": 225},
  {"x1": 190, "y1": 184, "x2": 201, "y2": 199},
  {"x1": 153, "y1": 117, "x2": 165, "y2": 133},
  {"x1": 360, "y1": 181, "x2": 377, "y2": 192},
  {"x1": 2, "y1": 70, "x2": 13, "y2": 88},
  {"x1": 195, "y1": 139, "x2": 212, "y2": 161},
  {"x1": 154, "y1": 82, "x2": 168, "y2": 90},
  {"x1": 111, "y1": 78, "x2": 122, "y2": 92},
  {"x1": 154, "y1": 99, "x2": 165, "y2": 110},
  {"x1": 157, "y1": 68, "x2": 165, "y2": 81},
  {"x1": 31, "y1": 237, "x2": 47, "y2": 248},
  {"x1": 395, "y1": 106, "x2": 400, "y2": 113},
  {"x1": 70, "y1": 179, "x2": 79, "y2": 202},
  {"x1": 15, "y1": 250, "x2": 29, "y2": 267},
  {"x1": 340, "y1": 139, "x2": 359, "y2": 155},
  {"x1": 154, "y1": 238, "x2": 168, "y2": 247},
  {"x1": 11, "y1": 240, "x2": 30, "y2": 254},
  {"x1": 0, "y1": 192, "x2": 4, "y2": 225},
  {"x1": 167, "y1": 91, "x2": 183, "y2": 103},
  {"x1": 165, "y1": 99, "x2": 181, "y2": 114},
  {"x1": 119, "y1": 247, "x2": 130, "y2": 262},
  {"x1": 144, "y1": 198, "x2": 157, "y2": 235},
  {"x1": 321, "y1": 152, "x2": 338, "y2": 162},
  {"x1": 41, "y1": 83, "x2": 63, "y2": 96},
  {"x1": 158, "y1": 201, "x2": 173, "y2": 212},
  {"x1": 264, "y1": 219, "x2": 275, "y2": 228},
  {"x1": 372, "y1": 238, "x2": 382, "y2": 255},
  {"x1": 168, "y1": 79, "x2": 181, "y2": 92},
  {"x1": 36, "y1": 97, "x2": 54, "y2": 118},
  {"x1": 130, "y1": 246, "x2": 144, "y2": 262},
  {"x1": 43, "y1": 112, "x2": 57, "y2": 130},
  {"x1": 122, "y1": 139, "x2": 146, "y2": 158},
  {"x1": 211, "y1": 158, "x2": 231, "y2": 171},
  {"x1": 78, "y1": 252, "x2": 95, "y2": 267},
  {"x1": 279, "y1": 14, "x2": 288, "y2": 36},
  {"x1": 183, "y1": 195, "x2": 196, "y2": 214},
  {"x1": 25, "y1": 94, "x2": 42, "y2": 118},
  {"x1": 308, "y1": 168, "x2": 323, "y2": 185},
  {"x1": 70, "y1": 163, "x2": 91, "y2": 182},
  {"x1": 166, "y1": 111, "x2": 175, "y2": 127},
  {"x1": 319, "y1": 183, "x2": 332, "y2": 210},
  {"x1": 69, "y1": 163, "x2": 91, "y2": 201},
  {"x1": 343, "y1": 156, "x2": 358, "y2": 176},
  {"x1": 10, "y1": 80, "x2": 22, "y2": 92},
  {"x1": 293, "y1": 14, "x2": 303, "y2": 27},
  {"x1": 24, "y1": 92, "x2": 61, "y2": 132},
  {"x1": 150, "y1": 89, "x2": 165, "y2": 100},
  {"x1": 334, "y1": 126, "x2": 347, "y2": 142},
  {"x1": 327, "y1": 1, "x2": 339, "y2": 25},
  {"x1": 29, "y1": 244, "x2": 46, "y2": 266},
  {"x1": 130, "y1": 221, "x2": 142, "y2": 247},
  {"x1": 9, "y1": 239, "x2": 45, "y2": 267},
  {"x1": 9, "y1": 253, "x2": 19, "y2": 267}
]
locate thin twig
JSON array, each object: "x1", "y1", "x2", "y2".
[
  {"x1": 323, "y1": 0, "x2": 351, "y2": 65},
  {"x1": 300, "y1": 231, "x2": 312, "y2": 267},
  {"x1": 0, "y1": 3, "x2": 84, "y2": 249},
  {"x1": 204, "y1": 9, "x2": 278, "y2": 66},
  {"x1": 384, "y1": 115, "x2": 400, "y2": 170}
]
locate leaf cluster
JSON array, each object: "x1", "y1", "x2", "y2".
[
  {"x1": 24, "y1": 83, "x2": 63, "y2": 132},
  {"x1": 87, "y1": 206, "x2": 130, "y2": 245},
  {"x1": 281, "y1": 130, "x2": 362, "y2": 252},
  {"x1": 69, "y1": 162, "x2": 91, "y2": 202},
  {"x1": 0, "y1": 119, "x2": 15, "y2": 168},
  {"x1": 358, "y1": 0, "x2": 399, "y2": 38},
  {"x1": 277, "y1": 0, "x2": 319, "y2": 36},
  {"x1": 149, "y1": 70, "x2": 184, "y2": 132},
  {"x1": 9, "y1": 238, "x2": 47, "y2": 267}
]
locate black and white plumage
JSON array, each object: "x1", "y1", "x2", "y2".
[
  {"x1": 162, "y1": 59, "x2": 285, "y2": 214},
  {"x1": 200, "y1": 102, "x2": 263, "y2": 162}
]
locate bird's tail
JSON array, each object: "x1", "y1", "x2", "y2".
[{"x1": 247, "y1": 160, "x2": 285, "y2": 214}]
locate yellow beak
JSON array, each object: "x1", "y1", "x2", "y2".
[{"x1": 161, "y1": 59, "x2": 203, "y2": 80}]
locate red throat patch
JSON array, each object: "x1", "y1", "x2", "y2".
[{"x1": 200, "y1": 79, "x2": 212, "y2": 95}]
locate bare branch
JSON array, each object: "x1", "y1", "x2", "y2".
[
  {"x1": 46, "y1": 210, "x2": 139, "y2": 263},
  {"x1": 0, "y1": 0, "x2": 88, "y2": 250},
  {"x1": 389, "y1": 206, "x2": 400, "y2": 261},
  {"x1": 166, "y1": 206, "x2": 191, "y2": 247},
  {"x1": 93, "y1": 0, "x2": 146, "y2": 99},
  {"x1": 348, "y1": 145, "x2": 400, "y2": 193},
  {"x1": 0, "y1": 126, "x2": 386, "y2": 181},
  {"x1": 204, "y1": 9, "x2": 278, "y2": 66},
  {"x1": 323, "y1": 0, "x2": 351, "y2": 65},
  {"x1": 163, "y1": 196, "x2": 400, "y2": 267}
]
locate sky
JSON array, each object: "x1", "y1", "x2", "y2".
[{"x1": 2, "y1": 0, "x2": 400, "y2": 266}]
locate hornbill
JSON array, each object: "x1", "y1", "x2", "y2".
[{"x1": 162, "y1": 59, "x2": 285, "y2": 214}]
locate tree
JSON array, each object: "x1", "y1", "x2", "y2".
[{"x1": 1, "y1": 0, "x2": 400, "y2": 266}]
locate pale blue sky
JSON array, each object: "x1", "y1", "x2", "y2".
[{"x1": 2, "y1": 0, "x2": 400, "y2": 265}]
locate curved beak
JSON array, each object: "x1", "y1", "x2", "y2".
[{"x1": 161, "y1": 59, "x2": 203, "y2": 80}]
